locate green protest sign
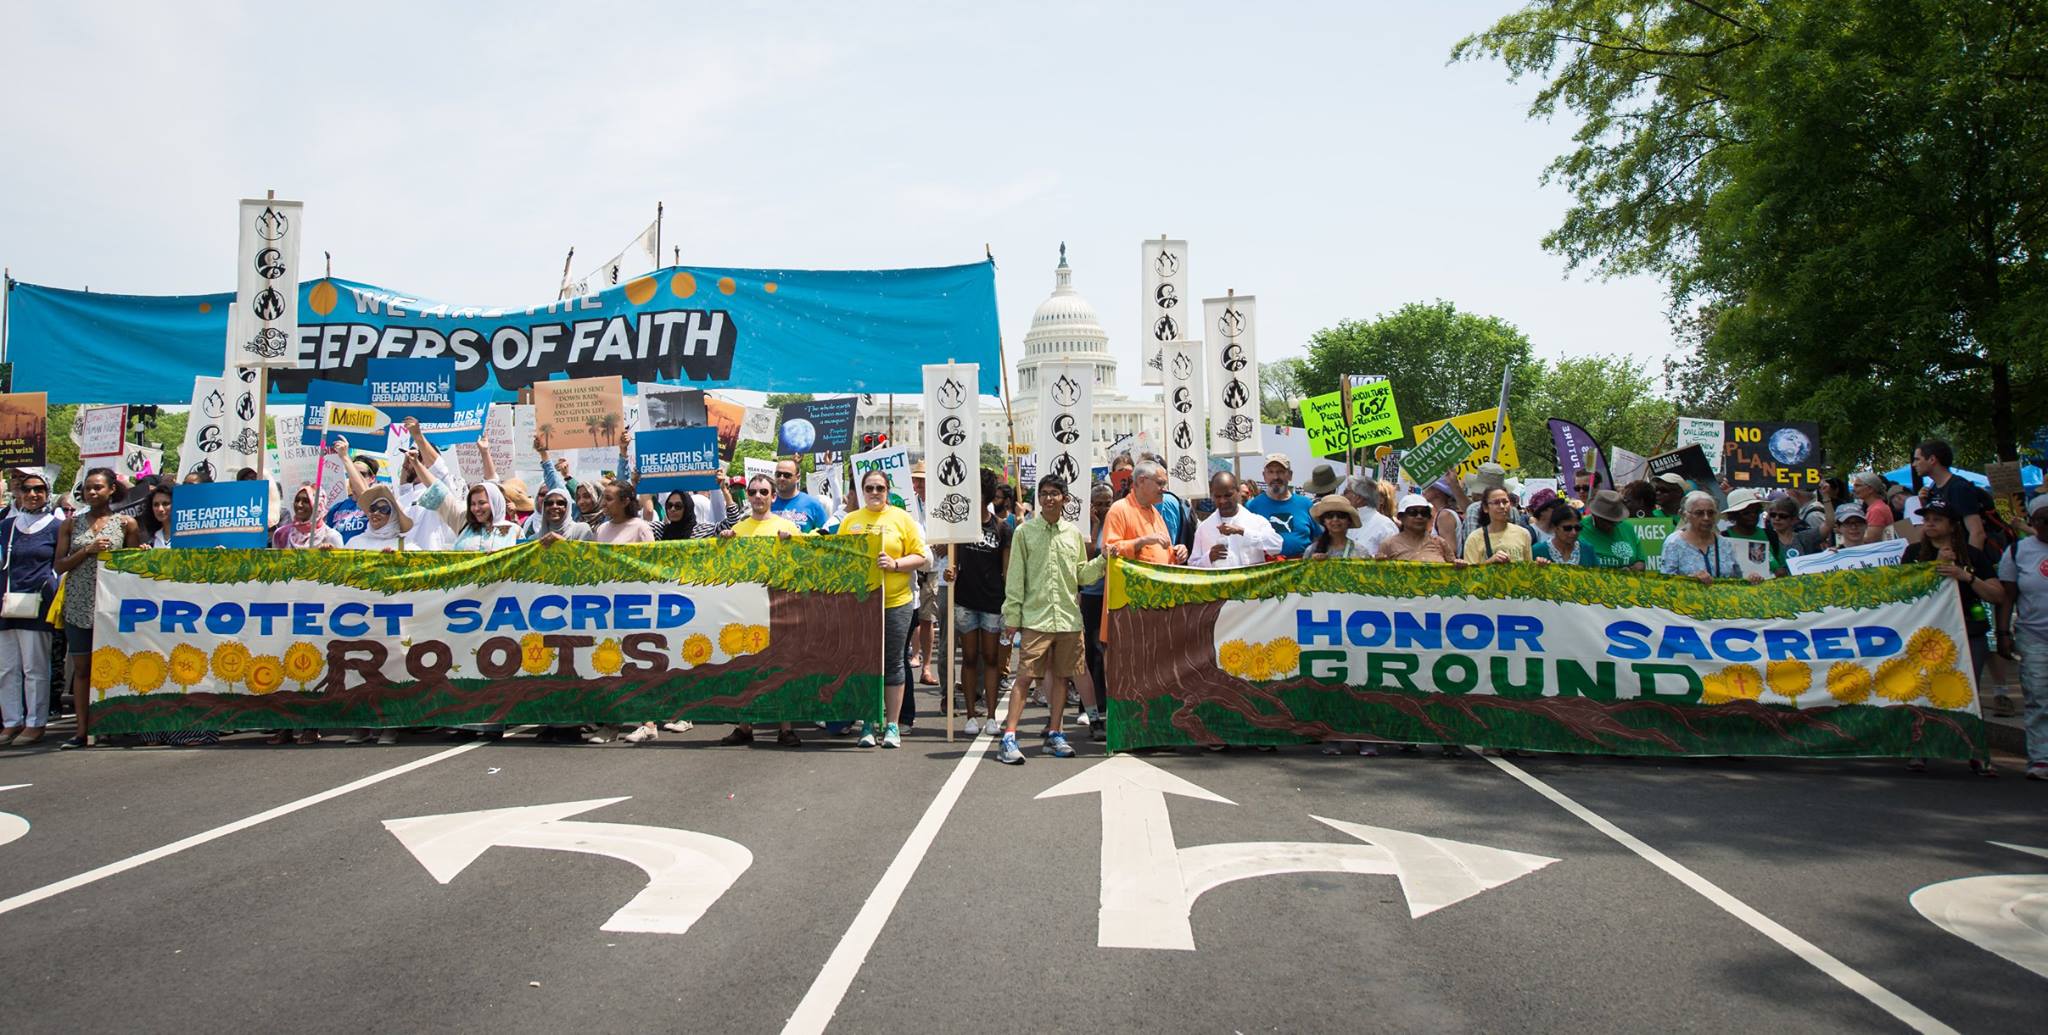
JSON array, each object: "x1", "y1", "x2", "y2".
[
  {"x1": 1400, "y1": 421, "x2": 1471, "y2": 486},
  {"x1": 1626, "y1": 517, "x2": 1674, "y2": 560},
  {"x1": 1298, "y1": 380, "x2": 1402, "y2": 458}
]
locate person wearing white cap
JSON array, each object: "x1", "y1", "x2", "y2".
[
  {"x1": 1377, "y1": 493, "x2": 1456, "y2": 563},
  {"x1": 1651, "y1": 472, "x2": 1688, "y2": 522},
  {"x1": 1996, "y1": 493, "x2": 2048, "y2": 779},
  {"x1": 1832, "y1": 503, "x2": 1872, "y2": 547},
  {"x1": 1245, "y1": 453, "x2": 1316, "y2": 559}
]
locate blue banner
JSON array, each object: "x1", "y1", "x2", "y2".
[
  {"x1": 417, "y1": 387, "x2": 491, "y2": 446},
  {"x1": 299, "y1": 379, "x2": 369, "y2": 446},
  {"x1": 634, "y1": 426, "x2": 723, "y2": 494},
  {"x1": 169, "y1": 480, "x2": 271, "y2": 549},
  {"x1": 366, "y1": 357, "x2": 454, "y2": 423},
  {"x1": 7, "y1": 261, "x2": 1001, "y2": 404}
]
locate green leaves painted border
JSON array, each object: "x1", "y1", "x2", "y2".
[
  {"x1": 105, "y1": 535, "x2": 883, "y2": 597},
  {"x1": 1110, "y1": 556, "x2": 1942, "y2": 620}
]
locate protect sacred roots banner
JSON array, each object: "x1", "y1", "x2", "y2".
[
  {"x1": 1103, "y1": 560, "x2": 1983, "y2": 759},
  {"x1": 86, "y1": 538, "x2": 885, "y2": 735},
  {"x1": 9, "y1": 261, "x2": 1001, "y2": 403}
]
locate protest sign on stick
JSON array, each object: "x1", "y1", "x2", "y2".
[
  {"x1": 1034, "y1": 362, "x2": 1093, "y2": 534},
  {"x1": 76, "y1": 404, "x2": 127, "y2": 459},
  {"x1": 1203, "y1": 293, "x2": 1262, "y2": 458},
  {"x1": 366, "y1": 357, "x2": 455, "y2": 424},
  {"x1": 777, "y1": 397, "x2": 857, "y2": 455},
  {"x1": 1163, "y1": 340, "x2": 1209, "y2": 501},
  {"x1": 1300, "y1": 379, "x2": 1399, "y2": 459},
  {"x1": 635, "y1": 427, "x2": 723, "y2": 494},
  {"x1": 169, "y1": 480, "x2": 271, "y2": 549},
  {"x1": 230, "y1": 198, "x2": 303, "y2": 368},
  {"x1": 921, "y1": 362, "x2": 982, "y2": 544},
  {"x1": 1401, "y1": 422, "x2": 1472, "y2": 488},
  {"x1": 534, "y1": 376, "x2": 625, "y2": 451},
  {"x1": 1408, "y1": 408, "x2": 1517, "y2": 482}
]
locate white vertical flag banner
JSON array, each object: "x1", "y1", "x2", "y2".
[
  {"x1": 231, "y1": 198, "x2": 303, "y2": 367},
  {"x1": 1163, "y1": 340, "x2": 1209, "y2": 500},
  {"x1": 566, "y1": 220, "x2": 660, "y2": 297},
  {"x1": 1139, "y1": 238, "x2": 1187, "y2": 387},
  {"x1": 177, "y1": 374, "x2": 262, "y2": 482},
  {"x1": 921, "y1": 362, "x2": 983, "y2": 544},
  {"x1": 1204, "y1": 294, "x2": 1261, "y2": 457},
  {"x1": 1035, "y1": 361, "x2": 1094, "y2": 538}
]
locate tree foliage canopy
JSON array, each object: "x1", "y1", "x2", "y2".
[
  {"x1": 1300, "y1": 301, "x2": 1544, "y2": 450},
  {"x1": 1457, "y1": 0, "x2": 2048, "y2": 465}
]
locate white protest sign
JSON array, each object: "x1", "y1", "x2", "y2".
[
  {"x1": 1785, "y1": 538, "x2": 1909, "y2": 576},
  {"x1": 1139, "y1": 239, "x2": 1188, "y2": 387},
  {"x1": 1721, "y1": 536, "x2": 1777, "y2": 581},
  {"x1": 742, "y1": 457, "x2": 778, "y2": 489},
  {"x1": 1204, "y1": 294, "x2": 1261, "y2": 457},
  {"x1": 1163, "y1": 340, "x2": 1208, "y2": 500},
  {"x1": 739, "y1": 406, "x2": 779, "y2": 446},
  {"x1": 1609, "y1": 446, "x2": 1649, "y2": 486},
  {"x1": 230, "y1": 198, "x2": 304, "y2": 367},
  {"x1": 849, "y1": 446, "x2": 922, "y2": 524},
  {"x1": 76, "y1": 405, "x2": 128, "y2": 458},
  {"x1": 921, "y1": 362, "x2": 982, "y2": 544},
  {"x1": 1676, "y1": 418, "x2": 1726, "y2": 475}
]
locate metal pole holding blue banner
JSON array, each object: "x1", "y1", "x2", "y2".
[{"x1": 1490, "y1": 363, "x2": 1513, "y2": 463}]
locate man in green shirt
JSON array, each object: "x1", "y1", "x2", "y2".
[
  {"x1": 1579, "y1": 490, "x2": 1647, "y2": 570},
  {"x1": 998, "y1": 474, "x2": 1108, "y2": 764}
]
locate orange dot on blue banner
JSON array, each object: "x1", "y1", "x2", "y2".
[{"x1": 670, "y1": 272, "x2": 697, "y2": 299}]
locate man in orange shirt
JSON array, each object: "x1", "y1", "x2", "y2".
[{"x1": 1103, "y1": 461, "x2": 1189, "y2": 566}]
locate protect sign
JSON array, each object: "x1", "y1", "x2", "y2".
[{"x1": 1298, "y1": 380, "x2": 1399, "y2": 458}]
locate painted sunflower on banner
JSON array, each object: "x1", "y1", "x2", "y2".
[
  {"x1": 90, "y1": 647, "x2": 129, "y2": 695},
  {"x1": 718, "y1": 623, "x2": 750, "y2": 657},
  {"x1": 1217, "y1": 640, "x2": 1254, "y2": 677},
  {"x1": 211, "y1": 642, "x2": 251, "y2": 685},
  {"x1": 1765, "y1": 660, "x2": 1811, "y2": 701},
  {"x1": 245, "y1": 655, "x2": 285, "y2": 695},
  {"x1": 1873, "y1": 656, "x2": 1927, "y2": 702},
  {"x1": 169, "y1": 644, "x2": 208, "y2": 690},
  {"x1": 592, "y1": 638, "x2": 625, "y2": 676},
  {"x1": 1700, "y1": 663, "x2": 1763, "y2": 705},
  {"x1": 1924, "y1": 667, "x2": 1974, "y2": 709},
  {"x1": 681, "y1": 633, "x2": 713, "y2": 667},
  {"x1": 1825, "y1": 661, "x2": 1873, "y2": 704},
  {"x1": 1263, "y1": 638, "x2": 1301, "y2": 678},
  {"x1": 519, "y1": 632, "x2": 555, "y2": 675},
  {"x1": 126, "y1": 650, "x2": 168, "y2": 694},
  {"x1": 283, "y1": 642, "x2": 325, "y2": 690}
]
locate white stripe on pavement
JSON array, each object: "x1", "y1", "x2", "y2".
[
  {"x1": 783, "y1": 721, "x2": 1001, "y2": 1035},
  {"x1": 1480, "y1": 752, "x2": 1958, "y2": 1035},
  {"x1": 0, "y1": 737, "x2": 502, "y2": 919}
]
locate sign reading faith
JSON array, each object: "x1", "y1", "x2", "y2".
[
  {"x1": 1139, "y1": 239, "x2": 1188, "y2": 387},
  {"x1": 169, "y1": 479, "x2": 272, "y2": 549},
  {"x1": 1408, "y1": 408, "x2": 1518, "y2": 481},
  {"x1": 634, "y1": 426, "x2": 722, "y2": 494},
  {"x1": 921, "y1": 362, "x2": 983, "y2": 544},
  {"x1": 230, "y1": 197, "x2": 303, "y2": 368}
]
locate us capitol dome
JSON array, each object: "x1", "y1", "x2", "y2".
[{"x1": 853, "y1": 243, "x2": 1164, "y2": 461}]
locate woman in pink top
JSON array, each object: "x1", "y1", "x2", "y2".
[
  {"x1": 590, "y1": 481, "x2": 656, "y2": 544},
  {"x1": 1851, "y1": 471, "x2": 1896, "y2": 532}
]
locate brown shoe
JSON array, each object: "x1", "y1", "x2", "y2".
[
  {"x1": 0, "y1": 726, "x2": 21, "y2": 745},
  {"x1": 16, "y1": 727, "x2": 45, "y2": 745},
  {"x1": 295, "y1": 730, "x2": 320, "y2": 745}
]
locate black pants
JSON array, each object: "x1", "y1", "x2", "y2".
[{"x1": 1081, "y1": 593, "x2": 1106, "y2": 706}]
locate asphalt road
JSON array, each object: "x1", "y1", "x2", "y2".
[{"x1": 0, "y1": 691, "x2": 2041, "y2": 1034}]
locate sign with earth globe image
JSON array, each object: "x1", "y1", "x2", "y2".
[
  {"x1": 780, "y1": 418, "x2": 817, "y2": 453},
  {"x1": 1767, "y1": 425, "x2": 1813, "y2": 466}
]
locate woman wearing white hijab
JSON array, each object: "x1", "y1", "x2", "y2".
[
  {"x1": 332, "y1": 439, "x2": 419, "y2": 552},
  {"x1": 271, "y1": 485, "x2": 344, "y2": 550},
  {"x1": 2, "y1": 470, "x2": 62, "y2": 745},
  {"x1": 415, "y1": 459, "x2": 521, "y2": 552}
]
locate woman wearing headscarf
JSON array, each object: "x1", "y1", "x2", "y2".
[
  {"x1": 414, "y1": 458, "x2": 521, "y2": 552},
  {"x1": 528, "y1": 487, "x2": 591, "y2": 543},
  {"x1": 2, "y1": 469, "x2": 62, "y2": 746},
  {"x1": 271, "y1": 485, "x2": 343, "y2": 550},
  {"x1": 333, "y1": 438, "x2": 420, "y2": 552}
]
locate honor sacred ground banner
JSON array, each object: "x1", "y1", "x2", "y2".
[
  {"x1": 9, "y1": 261, "x2": 1001, "y2": 403},
  {"x1": 1104, "y1": 561, "x2": 1983, "y2": 759},
  {"x1": 85, "y1": 538, "x2": 885, "y2": 735}
]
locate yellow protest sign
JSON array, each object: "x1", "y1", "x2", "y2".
[
  {"x1": 323, "y1": 401, "x2": 390, "y2": 436},
  {"x1": 1409, "y1": 407, "x2": 1517, "y2": 479}
]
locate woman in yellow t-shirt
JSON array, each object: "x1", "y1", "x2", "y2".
[{"x1": 835, "y1": 470, "x2": 928, "y2": 749}]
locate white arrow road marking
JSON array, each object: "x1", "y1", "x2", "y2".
[
  {"x1": 1039, "y1": 756, "x2": 1558, "y2": 950},
  {"x1": 383, "y1": 796, "x2": 752, "y2": 935},
  {"x1": 1910, "y1": 842, "x2": 2048, "y2": 981},
  {"x1": 0, "y1": 784, "x2": 30, "y2": 849}
]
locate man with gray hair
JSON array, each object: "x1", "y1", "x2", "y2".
[{"x1": 1341, "y1": 474, "x2": 1400, "y2": 556}]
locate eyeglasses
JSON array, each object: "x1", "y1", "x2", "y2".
[
  {"x1": 775, "y1": 471, "x2": 796, "y2": 478},
  {"x1": 862, "y1": 484, "x2": 890, "y2": 494},
  {"x1": 1555, "y1": 522, "x2": 1581, "y2": 531},
  {"x1": 1771, "y1": 512, "x2": 1794, "y2": 521},
  {"x1": 369, "y1": 503, "x2": 394, "y2": 516},
  {"x1": 747, "y1": 488, "x2": 773, "y2": 497},
  {"x1": 1402, "y1": 509, "x2": 1432, "y2": 518},
  {"x1": 546, "y1": 499, "x2": 568, "y2": 508},
  {"x1": 20, "y1": 485, "x2": 47, "y2": 494}
]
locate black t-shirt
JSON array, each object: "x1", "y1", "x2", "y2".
[
  {"x1": 1911, "y1": 539, "x2": 1998, "y2": 637},
  {"x1": 953, "y1": 519, "x2": 1012, "y2": 616},
  {"x1": 1928, "y1": 475, "x2": 1984, "y2": 526}
]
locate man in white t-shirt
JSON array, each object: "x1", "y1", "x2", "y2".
[
  {"x1": 1192, "y1": 471, "x2": 1282, "y2": 568},
  {"x1": 1341, "y1": 475, "x2": 1400, "y2": 556}
]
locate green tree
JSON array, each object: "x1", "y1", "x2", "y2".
[
  {"x1": 979, "y1": 440, "x2": 1006, "y2": 472},
  {"x1": 764, "y1": 393, "x2": 814, "y2": 408},
  {"x1": 1522, "y1": 355, "x2": 1677, "y2": 471},
  {"x1": 1259, "y1": 357, "x2": 1310, "y2": 425},
  {"x1": 1456, "y1": 0, "x2": 2048, "y2": 465},
  {"x1": 727, "y1": 437, "x2": 777, "y2": 477},
  {"x1": 1300, "y1": 300, "x2": 1543, "y2": 449}
]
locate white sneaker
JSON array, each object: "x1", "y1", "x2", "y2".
[
  {"x1": 660, "y1": 720, "x2": 695, "y2": 733},
  {"x1": 1074, "y1": 711, "x2": 1092, "y2": 727},
  {"x1": 622, "y1": 725, "x2": 658, "y2": 744},
  {"x1": 963, "y1": 717, "x2": 982, "y2": 736},
  {"x1": 858, "y1": 729, "x2": 877, "y2": 748},
  {"x1": 376, "y1": 730, "x2": 398, "y2": 746}
]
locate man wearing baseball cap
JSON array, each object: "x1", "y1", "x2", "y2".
[
  {"x1": 1245, "y1": 453, "x2": 1316, "y2": 559},
  {"x1": 1652, "y1": 472, "x2": 1688, "y2": 522},
  {"x1": 1996, "y1": 493, "x2": 2048, "y2": 779}
]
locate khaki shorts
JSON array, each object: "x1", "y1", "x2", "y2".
[{"x1": 1018, "y1": 630, "x2": 1084, "y2": 679}]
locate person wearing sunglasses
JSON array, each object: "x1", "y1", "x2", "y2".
[
  {"x1": 2, "y1": 471, "x2": 62, "y2": 746},
  {"x1": 332, "y1": 438, "x2": 416, "y2": 552},
  {"x1": 1376, "y1": 494, "x2": 1457, "y2": 564},
  {"x1": 836, "y1": 469, "x2": 929, "y2": 749},
  {"x1": 706, "y1": 475, "x2": 803, "y2": 748},
  {"x1": 769, "y1": 457, "x2": 829, "y2": 533},
  {"x1": 1531, "y1": 510, "x2": 1595, "y2": 566},
  {"x1": 530, "y1": 487, "x2": 591, "y2": 543}
]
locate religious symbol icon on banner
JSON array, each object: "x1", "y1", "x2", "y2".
[
  {"x1": 1220, "y1": 414, "x2": 1254, "y2": 443},
  {"x1": 1217, "y1": 306, "x2": 1246, "y2": 339},
  {"x1": 1050, "y1": 373, "x2": 1083, "y2": 407},
  {"x1": 938, "y1": 454, "x2": 967, "y2": 487},
  {"x1": 938, "y1": 416, "x2": 966, "y2": 447},
  {"x1": 1154, "y1": 315, "x2": 1178, "y2": 341},
  {"x1": 936, "y1": 378, "x2": 965, "y2": 410},
  {"x1": 1153, "y1": 250, "x2": 1179, "y2": 278},
  {"x1": 255, "y1": 206, "x2": 289, "y2": 241}
]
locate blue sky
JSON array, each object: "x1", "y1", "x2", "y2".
[{"x1": 0, "y1": 1, "x2": 1674, "y2": 396}]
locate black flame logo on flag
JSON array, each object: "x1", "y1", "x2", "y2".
[
  {"x1": 1223, "y1": 378, "x2": 1250, "y2": 409},
  {"x1": 252, "y1": 287, "x2": 287, "y2": 321},
  {"x1": 938, "y1": 454, "x2": 967, "y2": 487},
  {"x1": 1153, "y1": 315, "x2": 1178, "y2": 341}
]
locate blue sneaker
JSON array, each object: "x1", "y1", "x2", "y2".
[
  {"x1": 997, "y1": 732, "x2": 1025, "y2": 765},
  {"x1": 1045, "y1": 731, "x2": 1075, "y2": 758},
  {"x1": 881, "y1": 723, "x2": 901, "y2": 749}
]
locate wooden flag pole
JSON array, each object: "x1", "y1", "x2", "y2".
[
  {"x1": 655, "y1": 201, "x2": 664, "y2": 268},
  {"x1": 1227, "y1": 288, "x2": 1241, "y2": 485},
  {"x1": 1, "y1": 265, "x2": 11, "y2": 368}
]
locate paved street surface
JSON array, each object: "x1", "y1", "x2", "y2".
[{"x1": 0, "y1": 690, "x2": 2042, "y2": 1034}]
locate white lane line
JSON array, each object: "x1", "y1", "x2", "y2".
[
  {"x1": 0, "y1": 737, "x2": 501, "y2": 919},
  {"x1": 782, "y1": 720, "x2": 1000, "y2": 1035},
  {"x1": 1480, "y1": 753, "x2": 1958, "y2": 1035}
]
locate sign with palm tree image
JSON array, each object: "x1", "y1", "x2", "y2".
[{"x1": 533, "y1": 375, "x2": 625, "y2": 450}]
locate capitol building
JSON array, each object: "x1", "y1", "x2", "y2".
[{"x1": 854, "y1": 245, "x2": 1165, "y2": 460}]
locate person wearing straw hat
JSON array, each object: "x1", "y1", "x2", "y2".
[{"x1": 1307, "y1": 494, "x2": 1371, "y2": 560}]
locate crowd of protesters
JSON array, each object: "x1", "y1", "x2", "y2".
[{"x1": 0, "y1": 422, "x2": 2043, "y2": 782}]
